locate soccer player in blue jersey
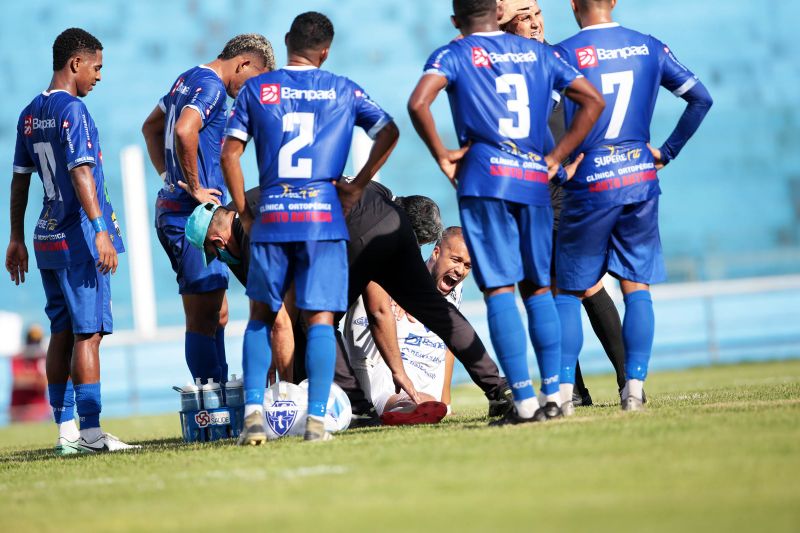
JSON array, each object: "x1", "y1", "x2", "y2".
[
  {"x1": 141, "y1": 34, "x2": 275, "y2": 386},
  {"x1": 6, "y1": 28, "x2": 137, "y2": 453},
  {"x1": 222, "y1": 12, "x2": 399, "y2": 443},
  {"x1": 554, "y1": 0, "x2": 713, "y2": 411},
  {"x1": 408, "y1": 0, "x2": 604, "y2": 424}
]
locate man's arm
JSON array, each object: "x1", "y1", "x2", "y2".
[
  {"x1": 141, "y1": 105, "x2": 167, "y2": 176},
  {"x1": 546, "y1": 77, "x2": 605, "y2": 177},
  {"x1": 408, "y1": 74, "x2": 469, "y2": 187},
  {"x1": 363, "y1": 282, "x2": 421, "y2": 403},
  {"x1": 649, "y1": 82, "x2": 713, "y2": 169},
  {"x1": 442, "y1": 349, "x2": 455, "y2": 411},
  {"x1": 175, "y1": 108, "x2": 222, "y2": 205},
  {"x1": 220, "y1": 137, "x2": 254, "y2": 233},
  {"x1": 6, "y1": 172, "x2": 31, "y2": 285},
  {"x1": 70, "y1": 165, "x2": 117, "y2": 274},
  {"x1": 336, "y1": 121, "x2": 399, "y2": 216}
]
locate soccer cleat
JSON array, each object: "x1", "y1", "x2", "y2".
[
  {"x1": 304, "y1": 415, "x2": 333, "y2": 442},
  {"x1": 237, "y1": 411, "x2": 267, "y2": 446},
  {"x1": 621, "y1": 396, "x2": 645, "y2": 412},
  {"x1": 573, "y1": 388, "x2": 594, "y2": 407},
  {"x1": 487, "y1": 385, "x2": 514, "y2": 418},
  {"x1": 54, "y1": 436, "x2": 82, "y2": 456},
  {"x1": 620, "y1": 384, "x2": 648, "y2": 404},
  {"x1": 540, "y1": 401, "x2": 563, "y2": 419},
  {"x1": 561, "y1": 400, "x2": 575, "y2": 417},
  {"x1": 78, "y1": 433, "x2": 141, "y2": 453},
  {"x1": 349, "y1": 406, "x2": 382, "y2": 428},
  {"x1": 380, "y1": 401, "x2": 447, "y2": 426},
  {"x1": 488, "y1": 407, "x2": 543, "y2": 426}
]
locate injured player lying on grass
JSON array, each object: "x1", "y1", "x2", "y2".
[{"x1": 344, "y1": 227, "x2": 471, "y2": 425}]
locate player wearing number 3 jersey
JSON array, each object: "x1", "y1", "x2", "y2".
[
  {"x1": 222, "y1": 12, "x2": 399, "y2": 443},
  {"x1": 409, "y1": 0, "x2": 604, "y2": 424},
  {"x1": 553, "y1": 0, "x2": 713, "y2": 411}
]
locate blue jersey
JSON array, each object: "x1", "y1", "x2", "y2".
[
  {"x1": 556, "y1": 23, "x2": 699, "y2": 207},
  {"x1": 423, "y1": 32, "x2": 581, "y2": 205},
  {"x1": 156, "y1": 66, "x2": 228, "y2": 225},
  {"x1": 13, "y1": 90, "x2": 124, "y2": 269},
  {"x1": 225, "y1": 66, "x2": 392, "y2": 243}
]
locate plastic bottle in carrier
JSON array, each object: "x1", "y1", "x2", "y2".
[
  {"x1": 180, "y1": 381, "x2": 201, "y2": 412},
  {"x1": 225, "y1": 374, "x2": 244, "y2": 407},
  {"x1": 202, "y1": 378, "x2": 222, "y2": 409}
]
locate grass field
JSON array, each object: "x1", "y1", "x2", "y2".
[{"x1": 1, "y1": 360, "x2": 799, "y2": 532}]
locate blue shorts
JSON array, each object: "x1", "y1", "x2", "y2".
[
  {"x1": 458, "y1": 197, "x2": 553, "y2": 290},
  {"x1": 41, "y1": 261, "x2": 113, "y2": 335},
  {"x1": 246, "y1": 240, "x2": 348, "y2": 313},
  {"x1": 156, "y1": 223, "x2": 228, "y2": 295},
  {"x1": 556, "y1": 197, "x2": 666, "y2": 291}
]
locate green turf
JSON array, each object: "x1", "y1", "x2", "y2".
[{"x1": 1, "y1": 360, "x2": 799, "y2": 532}]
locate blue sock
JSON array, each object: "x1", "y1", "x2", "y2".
[
  {"x1": 243, "y1": 320, "x2": 271, "y2": 406},
  {"x1": 185, "y1": 332, "x2": 221, "y2": 384},
  {"x1": 556, "y1": 294, "x2": 583, "y2": 385},
  {"x1": 306, "y1": 324, "x2": 336, "y2": 418},
  {"x1": 623, "y1": 290, "x2": 655, "y2": 380},
  {"x1": 524, "y1": 293, "x2": 562, "y2": 396},
  {"x1": 215, "y1": 327, "x2": 228, "y2": 382},
  {"x1": 486, "y1": 292, "x2": 534, "y2": 401},
  {"x1": 48, "y1": 380, "x2": 75, "y2": 424},
  {"x1": 74, "y1": 382, "x2": 101, "y2": 429}
]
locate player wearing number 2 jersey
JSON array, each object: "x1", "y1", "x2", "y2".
[
  {"x1": 7, "y1": 28, "x2": 136, "y2": 453},
  {"x1": 409, "y1": 0, "x2": 604, "y2": 424},
  {"x1": 222, "y1": 12, "x2": 399, "y2": 443},
  {"x1": 554, "y1": 0, "x2": 713, "y2": 411},
  {"x1": 141, "y1": 34, "x2": 275, "y2": 389}
]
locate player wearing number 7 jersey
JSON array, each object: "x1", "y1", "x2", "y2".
[
  {"x1": 7, "y1": 28, "x2": 136, "y2": 453},
  {"x1": 222, "y1": 11, "x2": 399, "y2": 443},
  {"x1": 408, "y1": 0, "x2": 604, "y2": 424},
  {"x1": 553, "y1": 0, "x2": 713, "y2": 411}
]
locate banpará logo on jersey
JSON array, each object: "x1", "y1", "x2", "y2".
[
  {"x1": 576, "y1": 44, "x2": 650, "y2": 68},
  {"x1": 489, "y1": 50, "x2": 537, "y2": 64},
  {"x1": 267, "y1": 400, "x2": 298, "y2": 437},
  {"x1": 594, "y1": 145, "x2": 642, "y2": 167},
  {"x1": 283, "y1": 86, "x2": 336, "y2": 101},
  {"x1": 23, "y1": 115, "x2": 56, "y2": 136},
  {"x1": 472, "y1": 47, "x2": 491, "y2": 68},
  {"x1": 260, "y1": 83, "x2": 281, "y2": 104}
]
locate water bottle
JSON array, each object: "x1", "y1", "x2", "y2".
[
  {"x1": 179, "y1": 382, "x2": 201, "y2": 412},
  {"x1": 202, "y1": 378, "x2": 222, "y2": 410},
  {"x1": 225, "y1": 374, "x2": 244, "y2": 407}
]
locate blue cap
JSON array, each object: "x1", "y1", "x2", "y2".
[{"x1": 186, "y1": 202, "x2": 220, "y2": 266}]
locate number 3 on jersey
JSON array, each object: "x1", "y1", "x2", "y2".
[
  {"x1": 496, "y1": 74, "x2": 530, "y2": 139},
  {"x1": 279, "y1": 112, "x2": 314, "y2": 178},
  {"x1": 601, "y1": 70, "x2": 634, "y2": 140}
]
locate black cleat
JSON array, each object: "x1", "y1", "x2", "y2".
[
  {"x1": 573, "y1": 388, "x2": 593, "y2": 407},
  {"x1": 489, "y1": 407, "x2": 542, "y2": 426},
  {"x1": 349, "y1": 406, "x2": 382, "y2": 428},
  {"x1": 487, "y1": 385, "x2": 514, "y2": 418},
  {"x1": 540, "y1": 401, "x2": 563, "y2": 419}
]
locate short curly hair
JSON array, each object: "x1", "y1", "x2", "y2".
[
  {"x1": 394, "y1": 195, "x2": 443, "y2": 246},
  {"x1": 52, "y1": 28, "x2": 103, "y2": 71},
  {"x1": 218, "y1": 34, "x2": 276, "y2": 71},
  {"x1": 287, "y1": 12, "x2": 335, "y2": 52}
]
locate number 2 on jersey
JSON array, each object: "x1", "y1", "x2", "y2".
[
  {"x1": 279, "y1": 112, "x2": 314, "y2": 178},
  {"x1": 601, "y1": 70, "x2": 634, "y2": 140}
]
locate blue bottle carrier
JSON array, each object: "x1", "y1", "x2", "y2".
[{"x1": 175, "y1": 377, "x2": 245, "y2": 443}]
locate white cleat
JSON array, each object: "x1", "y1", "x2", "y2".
[
  {"x1": 54, "y1": 436, "x2": 82, "y2": 456},
  {"x1": 621, "y1": 396, "x2": 645, "y2": 412},
  {"x1": 561, "y1": 400, "x2": 575, "y2": 417},
  {"x1": 78, "y1": 433, "x2": 141, "y2": 453}
]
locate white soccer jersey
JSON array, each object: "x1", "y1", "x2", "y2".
[{"x1": 344, "y1": 283, "x2": 462, "y2": 414}]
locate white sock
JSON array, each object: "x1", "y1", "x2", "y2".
[
  {"x1": 244, "y1": 403, "x2": 262, "y2": 418},
  {"x1": 80, "y1": 426, "x2": 102, "y2": 442},
  {"x1": 514, "y1": 397, "x2": 539, "y2": 418},
  {"x1": 560, "y1": 383, "x2": 574, "y2": 405},
  {"x1": 626, "y1": 379, "x2": 644, "y2": 400},
  {"x1": 58, "y1": 420, "x2": 80, "y2": 441},
  {"x1": 546, "y1": 392, "x2": 561, "y2": 406}
]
